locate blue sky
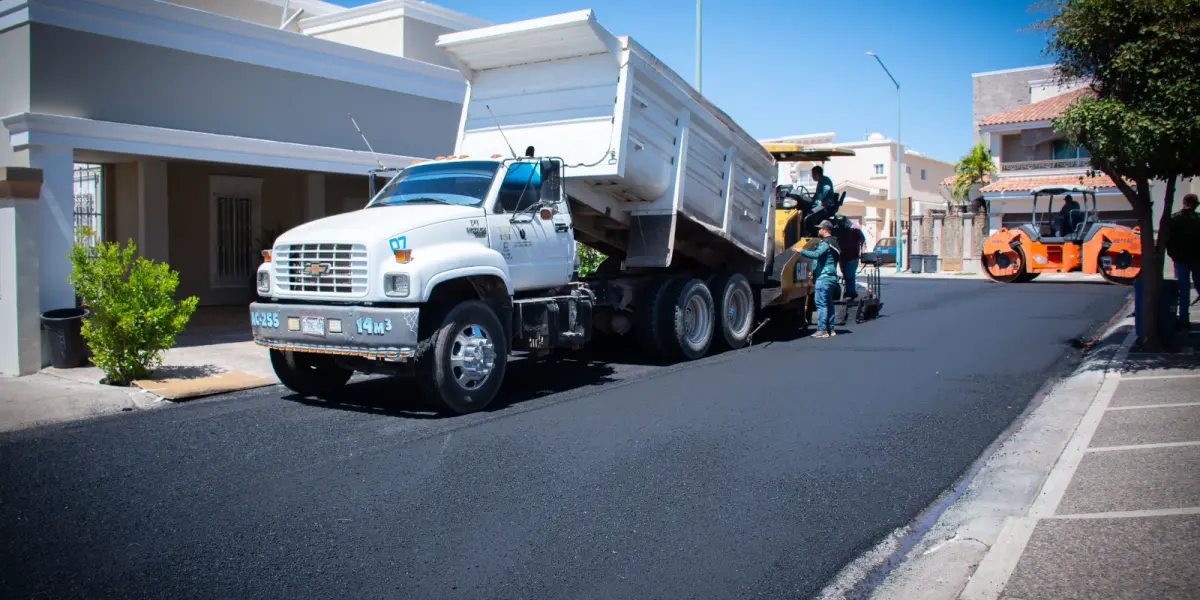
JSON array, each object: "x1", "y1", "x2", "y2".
[{"x1": 334, "y1": 0, "x2": 1054, "y2": 163}]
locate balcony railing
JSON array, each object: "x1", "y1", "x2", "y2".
[{"x1": 1000, "y1": 158, "x2": 1091, "y2": 173}]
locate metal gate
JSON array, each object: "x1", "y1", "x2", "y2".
[{"x1": 73, "y1": 163, "x2": 103, "y2": 248}]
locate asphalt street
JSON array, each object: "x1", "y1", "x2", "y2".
[{"x1": 0, "y1": 277, "x2": 1129, "y2": 600}]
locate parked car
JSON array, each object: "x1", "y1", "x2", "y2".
[{"x1": 874, "y1": 237, "x2": 897, "y2": 265}]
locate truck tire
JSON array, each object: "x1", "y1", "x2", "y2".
[
  {"x1": 710, "y1": 273, "x2": 755, "y2": 350},
  {"x1": 416, "y1": 300, "x2": 507, "y2": 415},
  {"x1": 635, "y1": 277, "x2": 681, "y2": 358},
  {"x1": 664, "y1": 277, "x2": 716, "y2": 361},
  {"x1": 270, "y1": 349, "x2": 353, "y2": 397}
]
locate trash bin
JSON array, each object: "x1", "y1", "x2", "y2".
[
  {"x1": 923, "y1": 255, "x2": 939, "y2": 274},
  {"x1": 910, "y1": 254, "x2": 925, "y2": 274},
  {"x1": 41, "y1": 308, "x2": 89, "y2": 369}
]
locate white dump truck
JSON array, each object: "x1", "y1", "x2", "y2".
[{"x1": 250, "y1": 10, "x2": 866, "y2": 413}]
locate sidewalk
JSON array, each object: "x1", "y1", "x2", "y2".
[
  {"x1": 0, "y1": 339, "x2": 276, "y2": 433},
  {"x1": 961, "y1": 302, "x2": 1200, "y2": 599},
  {"x1": 852, "y1": 285, "x2": 1199, "y2": 600}
]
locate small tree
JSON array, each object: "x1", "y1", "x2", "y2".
[
  {"x1": 68, "y1": 239, "x2": 199, "y2": 385},
  {"x1": 949, "y1": 142, "x2": 996, "y2": 255},
  {"x1": 1038, "y1": 0, "x2": 1200, "y2": 350},
  {"x1": 950, "y1": 142, "x2": 994, "y2": 210}
]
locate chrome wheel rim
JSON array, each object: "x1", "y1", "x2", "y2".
[
  {"x1": 727, "y1": 287, "x2": 751, "y2": 337},
  {"x1": 450, "y1": 324, "x2": 496, "y2": 390},
  {"x1": 683, "y1": 293, "x2": 711, "y2": 346}
]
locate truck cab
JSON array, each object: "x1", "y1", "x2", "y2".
[{"x1": 252, "y1": 155, "x2": 582, "y2": 413}]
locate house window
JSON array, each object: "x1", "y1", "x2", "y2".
[
  {"x1": 905, "y1": 166, "x2": 912, "y2": 174},
  {"x1": 73, "y1": 163, "x2": 104, "y2": 249},
  {"x1": 1052, "y1": 139, "x2": 1091, "y2": 160},
  {"x1": 920, "y1": 169, "x2": 927, "y2": 180},
  {"x1": 874, "y1": 163, "x2": 884, "y2": 176},
  {"x1": 209, "y1": 176, "x2": 263, "y2": 288}
]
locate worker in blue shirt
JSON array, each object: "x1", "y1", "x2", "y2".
[
  {"x1": 802, "y1": 165, "x2": 838, "y2": 235},
  {"x1": 799, "y1": 219, "x2": 842, "y2": 338}
]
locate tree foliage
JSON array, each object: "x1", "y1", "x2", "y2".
[
  {"x1": 68, "y1": 239, "x2": 199, "y2": 385},
  {"x1": 950, "y1": 142, "x2": 995, "y2": 205},
  {"x1": 575, "y1": 243, "x2": 606, "y2": 277},
  {"x1": 1038, "y1": 0, "x2": 1200, "y2": 348}
]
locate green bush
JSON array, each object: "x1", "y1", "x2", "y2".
[
  {"x1": 67, "y1": 239, "x2": 199, "y2": 386},
  {"x1": 576, "y1": 243, "x2": 606, "y2": 277}
]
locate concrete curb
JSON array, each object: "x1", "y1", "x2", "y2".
[{"x1": 815, "y1": 300, "x2": 1135, "y2": 600}]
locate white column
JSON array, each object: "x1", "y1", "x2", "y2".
[
  {"x1": 0, "y1": 167, "x2": 43, "y2": 375},
  {"x1": 963, "y1": 213, "x2": 977, "y2": 272},
  {"x1": 28, "y1": 146, "x2": 74, "y2": 313},
  {"x1": 304, "y1": 172, "x2": 325, "y2": 222},
  {"x1": 137, "y1": 159, "x2": 169, "y2": 263},
  {"x1": 932, "y1": 213, "x2": 944, "y2": 257}
]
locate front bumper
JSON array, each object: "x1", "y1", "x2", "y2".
[{"x1": 250, "y1": 302, "x2": 421, "y2": 362}]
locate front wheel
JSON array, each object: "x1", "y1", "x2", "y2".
[
  {"x1": 416, "y1": 300, "x2": 507, "y2": 415},
  {"x1": 270, "y1": 349, "x2": 353, "y2": 397}
]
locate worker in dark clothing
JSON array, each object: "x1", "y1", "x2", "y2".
[
  {"x1": 834, "y1": 220, "x2": 867, "y2": 299},
  {"x1": 799, "y1": 219, "x2": 842, "y2": 338},
  {"x1": 1167, "y1": 193, "x2": 1200, "y2": 328},
  {"x1": 1054, "y1": 194, "x2": 1081, "y2": 237}
]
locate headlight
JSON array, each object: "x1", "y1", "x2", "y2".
[
  {"x1": 384, "y1": 274, "x2": 410, "y2": 297},
  {"x1": 257, "y1": 271, "x2": 270, "y2": 294}
]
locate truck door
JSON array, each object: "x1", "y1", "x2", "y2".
[{"x1": 490, "y1": 161, "x2": 574, "y2": 291}]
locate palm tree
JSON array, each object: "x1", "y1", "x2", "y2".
[{"x1": 950, "y1": 142, "x2": 994, "y2": 212}]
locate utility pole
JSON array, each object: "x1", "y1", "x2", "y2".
[{"x1": 695, "y1": 0, "x2": 703, "y2": 93}]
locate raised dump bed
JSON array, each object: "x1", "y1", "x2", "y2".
[{"x1": 436, "y1": 9, "x2": 777, "y2": 271}]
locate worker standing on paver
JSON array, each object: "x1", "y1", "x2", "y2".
[
  {"x1": 800, "y1": 165, "x2": 837, "y2": 235},
  {"x1": 835, "y1": 220, "x2": 866, "y2": 300},
  {"x1": 800, "y1": 220, "x2": 842, "y2": 338},
  {"x1": 1167, "y1": 193, "x2": 1200, "y2": 329}
]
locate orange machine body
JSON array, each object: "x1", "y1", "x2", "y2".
[{"x1": 980, "y1": 185, "x2": 1140, "y2": 284}]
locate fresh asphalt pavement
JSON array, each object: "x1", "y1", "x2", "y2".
[{"x1": 0, "y1": 277, "x2": 1130, "y2": 600}]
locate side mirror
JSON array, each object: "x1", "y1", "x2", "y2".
[{"x1": 539, "y1": 159, "x2": 562, "y2": 205}]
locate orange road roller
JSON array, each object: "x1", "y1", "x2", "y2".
[{"x1": 981, "y1": 184, "x2": 1140, "y2": 284}]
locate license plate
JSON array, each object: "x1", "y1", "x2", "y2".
[{"x1": 300, "y1": 316, "x2": 326, "y2": 337}]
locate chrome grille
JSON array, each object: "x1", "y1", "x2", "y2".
[{"x1": 275, "y1": 243, "x2": 368, "y2": 296}]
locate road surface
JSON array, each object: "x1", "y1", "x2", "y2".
[{"x1": 0, "y1": 277, "x2": 1129, "y2": 599}]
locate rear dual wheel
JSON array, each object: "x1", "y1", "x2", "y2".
[{"x1": 637, "y1": 277, "x2": 716, "y2": 361}]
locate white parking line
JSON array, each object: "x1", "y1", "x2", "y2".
[
  {"x1": 1107, "y1": 402, "x2": 1200, "y2": 411},
  {"x1": 957, "y1": 327, "x2": 1136, "y2": 600},
  {"x1": 1049, "y1": 507, "x2": 1200, "y2": 519},
  {"x1": 1086, "y1": 441, "x2": 1200, "y2": 452},
  {"x1": 1121, "y1": 373, "x2": 1200, "y2": 381}
]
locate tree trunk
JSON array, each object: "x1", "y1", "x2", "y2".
[{"x1": 1135, "y1": 199, "x2": 1164, "y2": 350}]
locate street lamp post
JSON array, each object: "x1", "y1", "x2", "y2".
[
  {"x1": 695, "y1": 0, "x2": 702, "y2": 92},
  {"x1": 866, "y1": 51, "x2": 903, "y2": 273}
]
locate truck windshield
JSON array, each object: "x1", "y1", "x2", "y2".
[{"x1": 368, "y1": 161, "x2": 500, "y2": 208}]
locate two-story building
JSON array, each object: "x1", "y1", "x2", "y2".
[
  {"x1": 761, "y1": 131, "x2": 955, "y2": 261},
  {"x1": 963, "y1": 65, "x2": 1195, "y2": 236}
]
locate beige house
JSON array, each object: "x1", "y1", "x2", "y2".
[
  {"x1": 0, "y1": 0, "x2": 491, "y2": 373},
  {"x1": 761, "y1": 131, "x2": 955, "y2": 261}
]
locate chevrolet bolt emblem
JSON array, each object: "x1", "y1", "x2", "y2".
[{"x1": 304, "y1": 262, "x2": 331, "y2": 277}]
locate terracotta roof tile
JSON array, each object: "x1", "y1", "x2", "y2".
[
  {"x1": 940, "y1": 173, "x2": 992, "y2": 186},
  {"x1": 978, "y1": 88, "x2": 1093, "y2": 127},
  {"x1": 979, "y1": 173, "x2": 1116, "y2": 193}
]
